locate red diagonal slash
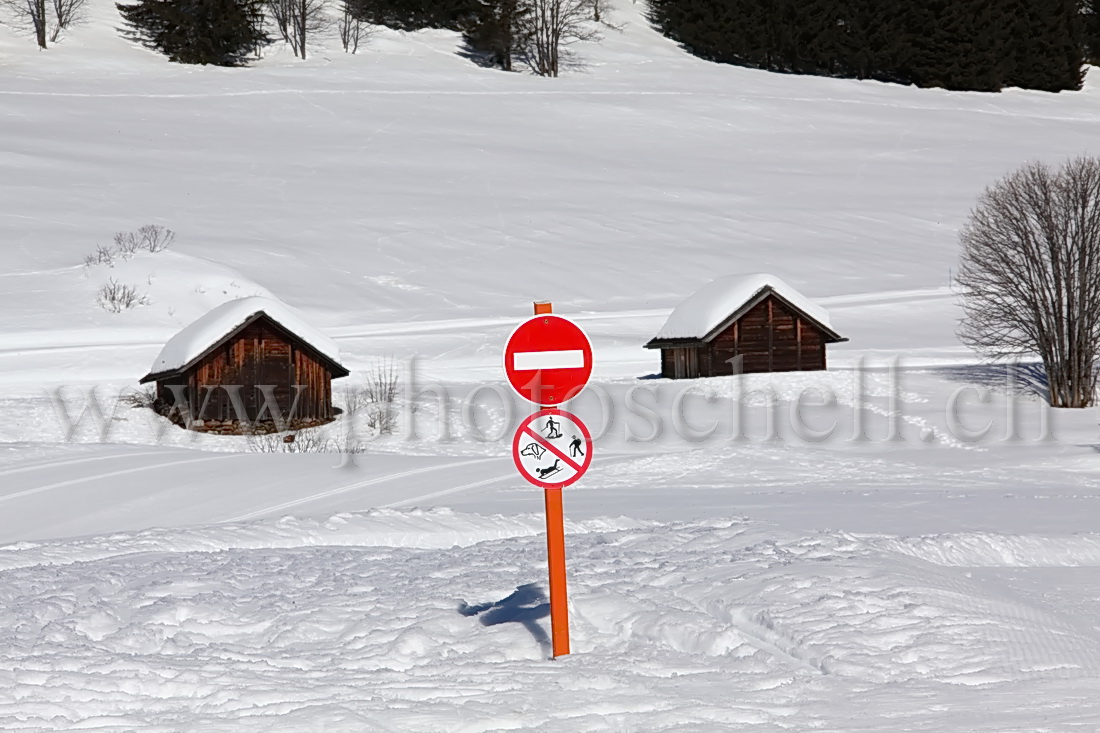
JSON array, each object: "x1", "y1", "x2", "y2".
[{"x1": 522, "y1": 426, "x2": 584, "y2": 473}]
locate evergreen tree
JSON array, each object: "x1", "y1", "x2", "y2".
[
  {"x1": 645, "y1": 0, "x2": 1084, "y2": 93},
  {"x1": 899, "y1": 0, "x2": 1001, "y2": 91},
  {"x1": 352, "y1": 0, "x2": 475, "y2": 31},
  {"x1": 1085, "y1": 0, "x2": 1100, "y2": 64},
  {"x1": 462, "y1": 0, "x2": 528, "y2": 70},
  {"x1": 834, "y1": 0, "x2": 906, "y2": 82},
  {"x1": 1002, "y1": 0, "x2": 1083, "y2": 92},
  {"x1": 117, "y1": 0, "x2": 269, "y2": 65}
]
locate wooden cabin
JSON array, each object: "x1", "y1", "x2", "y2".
[
  {"x1": 139, "y1": 297, "x2": 350, "y2": 434},
  {"x1": 644, "y1": 274, "x2": 846, "y2": 379}
]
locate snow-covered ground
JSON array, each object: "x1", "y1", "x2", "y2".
[{"x1": 4, "y1": 0, "x2": 1100, "y2": 729}]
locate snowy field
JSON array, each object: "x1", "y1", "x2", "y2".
[{"x1": 5, "y1": 0, "x2": 1100, "y2": 729}]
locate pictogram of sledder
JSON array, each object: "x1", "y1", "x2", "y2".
[{"x1": 535, "y1": 459, "x2": 562, "y2": 478}]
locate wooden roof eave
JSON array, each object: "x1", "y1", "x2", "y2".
[
  {"x1": 643, "y1": 337, "x2": 709, "y2": 350},
  {"x1": 138, "y1": 312, "x2": 350, "y2": 385},
  {"x1": 139, "y1": 368, "x2": 181, "y2": 385}
]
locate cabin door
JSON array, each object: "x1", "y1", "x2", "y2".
[
  {"x1": 261, "y1": 347, "x2": 292, "y2": 419},
  {"x1": 672, "y1": 348, "x2": 699, "y2": 379}
]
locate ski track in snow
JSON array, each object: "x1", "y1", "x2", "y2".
[
  {"x1": 222, "y1": 457, "x2": 508, "y2": 523},
  {"x1": 0, "y1": 453, "x2": 246, "y2": 505}
]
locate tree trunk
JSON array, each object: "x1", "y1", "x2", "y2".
[
  {"x1": 298, "y1": 0, "x2": 306, "y2": 58},
  {"x1": 35, "y1": 0, "x2": 47, "y2": 48}
]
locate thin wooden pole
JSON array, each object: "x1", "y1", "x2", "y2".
[{"x1": 535, "y1": 300, "x2": 570, "y2": 658}]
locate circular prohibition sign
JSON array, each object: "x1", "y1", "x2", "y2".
[
  {"x1": 503, "y1": 314, "x2": 593, "y2": 407},
  {"x1": 511, "y1": 408, "x2": 593, "y2": 490}
]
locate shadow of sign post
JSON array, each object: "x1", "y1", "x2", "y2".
[{"x1": 458, "y1": 584, "x2": 552, "y2": 658}]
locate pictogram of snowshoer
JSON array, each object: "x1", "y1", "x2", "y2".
[{"x1": 569, "y1": 434, "x2": 584, "y2": 458}]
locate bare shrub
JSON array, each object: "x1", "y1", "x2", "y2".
[
  {"x1": 83, "y1": 226, "x2": 172, "y2": 269},
  {"x1": 331, "y1": 430, "x2": 367, "y2": 454},
  {"x1": 119, "y1": 386, "x2": 156, "y2": 409},
  {"x1": 137, "y1": 224, "x2": 174, "y2": 253},
  {"x1": 85, "y1": 244, "x2": 116, "y2": 268},
  {"x1": 245, "y1": 425, "x2": 366, "y2": 453},
  {"x1": 957, "y1": 157, "x2": 1100, "y2": 408},
  {"x1": 113, "y1": 231, "x2": 141, "y2": 259},
  {"x1": 353, "y1": 358, "x2": 400, "y2": 435},
  {"x1": 96, "y1": 278, "x2": 150, "y2": 313},
  {"x1": 244, "y1": 429, "x2": 285, "y2": 453}
]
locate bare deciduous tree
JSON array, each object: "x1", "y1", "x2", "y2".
[
  {"x1": 590, "y1": 0, "x2": 611, "y2": 23},
  {"x1": 290, "y1": 0, "x2": 328, "y2": 58},
  {"x1": 266, "y1": 0, "x2": 292, "y2": 44},
  {"x1": 338, "y1": 0, "x2": 370, "y2": 53},
  {"x1": 956, "y1": 157, "x2": 1100, "y2": 408},
  {"x1": 521, "y1": 0, "x2": 600, "y2": 77},
  {"x1": 2, "y1": 0, "x2": 86, "y2": 46},
  {"x1": 2, "y1": 0, "x2": 48, "y2": 48},
  {"x1": 49, "y1": 0, "x2": 86, "y2": 41},
  {"x1": 266, "y1": 0, "x2": 326, "y2": 58}
]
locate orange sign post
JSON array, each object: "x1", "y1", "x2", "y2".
[
  {"x1": 503, "y1": 301, "x2": 595, "y2": 659},
  {"x1": 544, "y1": 477, "x2": 570, "y2": 657}
]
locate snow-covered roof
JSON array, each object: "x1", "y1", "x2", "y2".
[
  {"x1": 652, "y1": 273, "x2": 834, "y2": 342},
  {"x1": 144, "y1": 296, "x2": 343, "y2": 377}
]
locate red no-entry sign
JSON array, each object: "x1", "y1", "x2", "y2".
[
  {"x1": 512, "y1": 409, "x2": 593, "y2": 490},
  {"x1": 504, "y1": 314, "x2": 593, "y2": 406}
]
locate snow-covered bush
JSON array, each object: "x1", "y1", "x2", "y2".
[
  {"x1": 344, "y1": 358, "x2": 400, "y2": 436},
  {"x1": 96, "y1": 278, "x2": 150, "y2": 313}
]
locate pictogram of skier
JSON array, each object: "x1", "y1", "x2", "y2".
[
  {"x1": 543, "y1": 416, "x2": 562, "y2": 439},
  {"x1": 569, "y1": 434, "x2": 584, "y2": 458}
]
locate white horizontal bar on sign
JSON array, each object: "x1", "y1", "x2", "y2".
[{"x1": 513, "y1": 350, "x2": 586, "y2": 371}]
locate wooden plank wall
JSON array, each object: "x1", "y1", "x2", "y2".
[
  {"x1": 165, "y1": 320, "x2": 336, "y2": 424},
  {"x1": 660, "y1": 295, "x2": 828, "y2": 378}
]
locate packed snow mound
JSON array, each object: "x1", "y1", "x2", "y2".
[
  {"x1": 653, "y1": 273, "x2": 833, "y2": 341},
  {"x1": 0, "y1": 507, "x2": 653, "y2": 572},
  {"x1": 144, "y1": 295, "x2": 342, "y2": 376},
  {"x1": 3, "y1": 514, "x2": 1100, "y2": 730}
]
